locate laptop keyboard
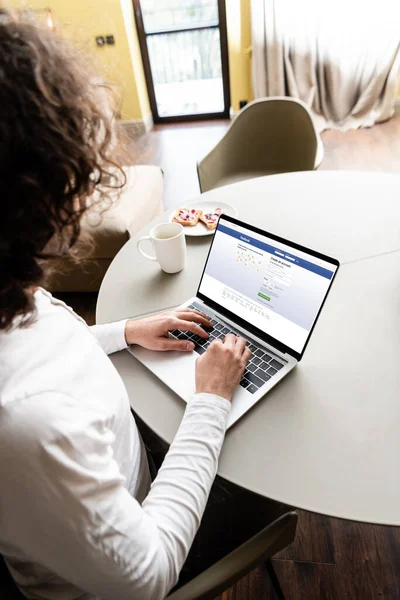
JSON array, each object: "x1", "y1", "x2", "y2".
[{"x1": 169, "y1": 302, "x2": 285, "y2": 394}]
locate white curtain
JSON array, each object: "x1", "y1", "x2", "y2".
[{"x1": 251, "y1": 0, "x2": 400, "y2": 131}]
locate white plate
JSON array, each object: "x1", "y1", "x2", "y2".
[{"x1": 169, "y1": 200, "x2": 238, "y2": 237}]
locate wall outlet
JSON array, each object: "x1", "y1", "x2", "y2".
[
  {"x1": 106, "y1": 35, "x2": 115, "y2": 45},
  {"x1": 95, "y1": 36, "x2": 105, "y2": 47}
]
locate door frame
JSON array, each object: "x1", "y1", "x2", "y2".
[{"x1": 132, "y1": 0, "x2": 231, "y2": 123}]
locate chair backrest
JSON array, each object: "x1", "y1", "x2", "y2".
[
  {"x1": 167, "y1": 510, "x2": 298, "y2": 600},
  {"x1": 1, "y1": 510, "x2": 297, "y2": 600},
  {"x1": 0, "y1": 555, "x2": 25, "y2": 599},
  {"x1": 197, "y1": 97, "x2": 320, "y2": 192}
]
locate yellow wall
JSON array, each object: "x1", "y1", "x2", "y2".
[
  {"x1": 3, "y1": 0, "x2": 253, "y2": 118},
  {"x1": 226, "y1": 0, "x2": 253, "y2": 111},
  {"x1": 3, "y1": 0, "x2": 150, "y2": 121},
  {"x1": 120, "y1": 0, "x2": 150, "y2": 119},
  {"x1": 4, "y1": 0, "x2": 396, "y2": 117}
]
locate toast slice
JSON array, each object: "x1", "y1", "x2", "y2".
[
  {"x1": 199, "y1": 208, "x2": 224, "y2": 230},
  {"x1": 173, "y1": 208, "x2": 202, "y2": 227}
]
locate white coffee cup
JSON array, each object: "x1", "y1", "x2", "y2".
[{"x1": 137, "y1": 222, "x2": 186, "y2": 274}]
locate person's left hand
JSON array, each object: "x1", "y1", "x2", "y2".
[{"x1": 124, "y1": 308, "x2": 212, "y2": 351}]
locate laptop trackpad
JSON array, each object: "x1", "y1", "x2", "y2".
[
  {"x1": 129, "y1": 346, "x2": 197, "y2": 402},
  {"x1": 128, "y1": 345, "x2": 265, "y2": 430}
]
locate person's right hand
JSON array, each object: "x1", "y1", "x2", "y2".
[{"x1": 195, "y1": 334, "x2": 252, "y2": 402}]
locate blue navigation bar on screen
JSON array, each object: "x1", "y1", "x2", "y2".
[{"x1": 218, "y1": 224, "x2": 334, "y2": 280}]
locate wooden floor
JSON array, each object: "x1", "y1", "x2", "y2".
[
  {"x1": 127, "y1": 107, "x2": 400, "y2": 210},
  {"x1": 58, "y1": 108, "x2": 400, "y2": 600}
]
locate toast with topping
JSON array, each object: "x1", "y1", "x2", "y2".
[
  {"x1": 173, "y1": 207, "x2": 203, "y2": 227},
  {"x1": 199, "y1": 208, "x2": 223, "y2": 230}
]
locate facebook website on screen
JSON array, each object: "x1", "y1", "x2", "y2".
[{"x1": 199, "y1": 221, "x2": 337, "y2": 354}]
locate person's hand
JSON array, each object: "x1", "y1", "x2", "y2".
[
  {"x1": 125, "y1": 308, "x2": 212, "y2": 351},
  {"x1": 195, "y1": 334, "x2": 251, "y2": 402}
]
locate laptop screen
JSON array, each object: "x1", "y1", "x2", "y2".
[{"x1": 197, "y1": 216, "x2": 338, "y2": 359}]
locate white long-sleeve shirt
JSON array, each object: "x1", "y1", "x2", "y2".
[{"x1": 0, "y1": 289, "x2": 231, "y2": 600}]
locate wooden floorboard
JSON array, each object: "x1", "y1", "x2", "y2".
[
  {"x1": 57, "y1": 110, "x2": 400, "y2": 600},
  {"x1": 126, "y1": 119, "x2": 228, "y2": 209},
  {"x1": 272, "y1": 560, "x2": 342, "y2": 600},
  {"x1": 320, "y1": 112, "x2": 400, "y2": 173},
  {"x1": 329, "y1": 519, "x2": 400, "y2": 599},
  {"x1": 217, "y1": 565, "x2": 279, "y2": 600},
  {"x1": 275, "y1": 511, "x2": 335, "y2": 564}
]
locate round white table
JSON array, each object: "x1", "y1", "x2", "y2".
[{"x1": 97, "y1": 171, "x2": 400, "y2": 526}]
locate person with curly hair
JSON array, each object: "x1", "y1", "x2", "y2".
[{"x1": 0, "y1": 11, "x2": 287, "y2": 600}]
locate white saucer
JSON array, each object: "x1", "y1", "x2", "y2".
[{"x1": 169, "y1": 200, "x2": 238, "y2": 237}]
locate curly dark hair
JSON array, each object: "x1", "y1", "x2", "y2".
[{"x1": 0, "y1": 10, "x2": 126, "y2": 330}]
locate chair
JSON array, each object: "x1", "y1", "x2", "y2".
[
  {"x1": 1, "y1": 512, "x2": 297, "y2": 600},
  {"x1": 197, "y1": 97, "x2": 323, "y2": 193},
  {"x1": 0, "y1": 555, "x2": 25, "y2": 599},
  {"x1": 167, "y1": 510, "x2": 298, "y2": 600},
  {"x1": 48, "y1": 165, "x2": 164, "y2": 292}
]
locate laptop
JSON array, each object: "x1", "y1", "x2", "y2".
[{"x1": 129, "y1": 215, "x2": 339, "y2": 429}]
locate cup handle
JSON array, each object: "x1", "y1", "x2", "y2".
[{"x1": 137, "y1": 236, "x2": 157, "y2": 261}]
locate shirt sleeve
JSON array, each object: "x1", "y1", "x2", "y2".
[
  {"x1": 90, "y1": 320, "x2": 128, "y2": 354},
  {"x1": 5, "y1": 391, "x2": 231, "y2": 600}
]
